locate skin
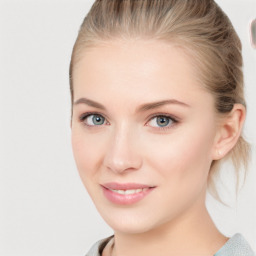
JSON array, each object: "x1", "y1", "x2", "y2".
[{"x1": 71, "y1": 39, "x2": 245, "y2": 256}]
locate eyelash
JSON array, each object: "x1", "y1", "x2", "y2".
[
  {"x1": 78, "y1": 112, "x2": 179, "y2": 131},
  {"x1": 147, "y1": 113, "x2": 178, "y2": 131}
]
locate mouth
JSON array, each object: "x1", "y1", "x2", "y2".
[
  {"x1": 108, "y1": 187, "x2": 151, "y2": 195},
  {"x1": 101, "y1": 182, "x2": 156, "y2": 205}
]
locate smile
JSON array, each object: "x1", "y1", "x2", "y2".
[
  {"x1": 101, "y1": 183, "x2": 155, "y2": 205},
  {"x1": 109, "y1": 188, "x2": 149, "y2": 195}
]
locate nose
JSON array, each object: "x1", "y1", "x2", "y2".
[{"x1": 103, "y1": 124, "x2": 142, "y2": 174}]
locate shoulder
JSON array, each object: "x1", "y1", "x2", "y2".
[
  {"x1": 214, "y1": 233, "x2": 256, "y2": 256},
  {"x1": 85, "y1": 235, "x2": 114, "y2": 256},
  {"x1": 85, "y1": 233, "x2": 255, "y2": 256}
]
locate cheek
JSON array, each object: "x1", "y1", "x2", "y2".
[
  {"x1": 144, "y1": 122, "x2": 215, "y2": 187},
  {"x1": 71, "y1": 128, "x2": 104, "y2": 183},
  {"x1": 140, "y1": 124, "x2": 215, "y2": 220}
]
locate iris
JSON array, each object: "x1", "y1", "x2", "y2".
[
  {"x1": 92, "y1": 115, "x2": 105, "y2": 125},
  {"x1": 156, "y1": 116, "x2": 170, "y2": 127}
]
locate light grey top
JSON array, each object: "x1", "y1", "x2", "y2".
[{"x1": 85, "y1": 233, "x2": 256, "y2": 256}]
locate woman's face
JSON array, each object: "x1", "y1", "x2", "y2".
[{"x1": 71, "y1": 40, "x2": 219, "y2": 234}]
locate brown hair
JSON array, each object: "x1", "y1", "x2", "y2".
[{"x1": 69, "y1": 0, "x2": 251, "y2": 204}]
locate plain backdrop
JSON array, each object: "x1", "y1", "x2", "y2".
[{"x1": 0, "y1": 0, "x2": 255, "y2": 255}]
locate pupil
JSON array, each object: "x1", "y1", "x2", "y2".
[
  {"x1": 93, "y1": 115, "x2": 104, "y2": 125},
  {"x1": 157, "y1": 117, "x2": 169, "y2": 127}
]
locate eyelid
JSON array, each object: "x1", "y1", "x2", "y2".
[
  {"x1": 79, "y1": 112, "x2": 109, "y2": 127},
  {"x1": 146, "y1": 112, "x2": 180, "y2": 123},
  {"x1": 145, "y1": 113, "x2": 179, "y2": 130},
  {"x1": 78, "y1": 111, "x2": 180, "y2": 129}
]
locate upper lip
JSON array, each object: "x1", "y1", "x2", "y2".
[{"x1": 102, "y1": 182, "x2": 155, "y2": 190}]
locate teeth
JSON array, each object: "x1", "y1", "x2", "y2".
[{"x1": 110, "y1": 188, "x2": 147, "y2": 195}]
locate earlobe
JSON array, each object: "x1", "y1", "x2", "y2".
[{"x1": 212, "y1": 104, "x2": 246, "y2": 160}]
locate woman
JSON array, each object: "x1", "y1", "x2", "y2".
[{"x1": 69, "y1": 0, "x2": 255, "y2": 255}]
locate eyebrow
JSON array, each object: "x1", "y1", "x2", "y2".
[
  {"x1": 136, "y1": 99, "x2": 190, "y2": 112},
  {"x1": 74, "y1": 97, "x2": 190, "y2": 112},
  {"x1": 74, "y1": 98, "x2": 106, "y2": 110}
]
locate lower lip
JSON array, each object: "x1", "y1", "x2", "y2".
[{"x1": 102, "y1": 186, "x2": 155, "y2": 205}]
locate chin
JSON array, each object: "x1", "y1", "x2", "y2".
[
  {"x1": 96, "y1": 205, "x2": 163, "y2": 234},
  {"x1": 106, "y1": 218, "x2": 154, "y2": 234}
]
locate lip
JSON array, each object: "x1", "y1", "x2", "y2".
[
  {"x1": 101, "y1": 182, "x2": 156, "y2": 205},
  {"x1": 102, "y1": 182, "x2": 154, "y2": 190}
]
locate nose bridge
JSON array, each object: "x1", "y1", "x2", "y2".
[{"x1": 104, "y1": 121, "x2": 142, "y2": 173}]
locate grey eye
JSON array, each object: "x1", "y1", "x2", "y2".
[
  {"x1": 156, "y1": 116, "x2": 170, "y2": 127},
  {"x1": 87, "y1": 114, "x2": 105, "y2": 126},
  {"x1": 148, "y1": 116, "x2": 172, "y2": 128}
]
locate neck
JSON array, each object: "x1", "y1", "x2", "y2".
[{"x1": 107, "y1": 199, "x2": 228, "y2": 256}]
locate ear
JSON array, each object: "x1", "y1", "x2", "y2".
[{"x1": 212, "y1": 104, "x2": 246, "y2": 160}]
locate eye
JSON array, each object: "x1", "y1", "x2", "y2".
[
  {"x1": 80, "y1": 113, "x2": 107, "y2": 126},
  {"x1": 147, "y1": 115, "x2": 177, "y2": 129}
]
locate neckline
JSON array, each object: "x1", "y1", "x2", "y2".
[
  {"x1": 213, "y1": 234, "x2": 233, "y2": 255},
  {"x1": 99, "y1": 233, "x2": 245, "y2": 256},
  {"x1": 213, "y1": 233, "x2": 245, "y2": 255}
]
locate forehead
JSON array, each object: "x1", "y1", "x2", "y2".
[{"x1": 72, "y1": 39, "x2": 211, "y2": 107}]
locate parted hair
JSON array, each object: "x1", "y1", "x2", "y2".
[{"x1": 69, "y1": 0, "x2": 251, "y2": 204}]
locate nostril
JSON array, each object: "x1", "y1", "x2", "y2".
[
  {"x1": 104, "y1": 150, "x2": 143, "y2": 174},
  {"x1": 103, "y1": 130, "x2": 143, "y2": 173}
]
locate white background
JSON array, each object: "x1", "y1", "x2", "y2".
[{"x1": 0, "y1": 0, "x2": 255, "y2": 255}]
